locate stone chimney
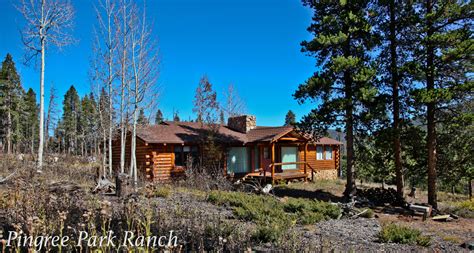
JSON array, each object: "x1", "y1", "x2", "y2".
[{"x1": 227, "y1": 115, "x2": 257, "y2": 133}]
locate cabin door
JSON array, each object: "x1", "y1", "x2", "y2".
[
  {"x1": 227, "y1": 147, "x2": 249, "y2": 174},
  {"x1": 281, "y1": 146, "x2": 298, "y2": 170}
]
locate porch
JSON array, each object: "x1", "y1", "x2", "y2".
[{"x1": 243, "y1": 161, "x2": 317, "y2": 184}]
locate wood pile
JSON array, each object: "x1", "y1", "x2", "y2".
[{"x1": 356, "y1": 187, "x2": 405, "y2": 206}]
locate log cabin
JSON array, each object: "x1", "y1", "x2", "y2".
[{"x1": 112, "y1": 115, "x2": 342, "y2": 183}]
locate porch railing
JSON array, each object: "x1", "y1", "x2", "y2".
[{"x1": 262, "y1": 161, "x2": 316, "y2": 183}]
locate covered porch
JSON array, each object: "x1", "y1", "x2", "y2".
[{"x1": 226, "y1": 127, "x2": 317, "y2": 183}]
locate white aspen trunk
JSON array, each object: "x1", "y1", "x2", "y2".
[
  {"x1": 107, "y1": 1, "x2": 114, "y2": 177},
  {"x1": 119, "y1": 1, "x2": 128, "y2": 174},
  {"x1": 37, "y1": 18, "x2": 45, "y2": 172},
  {"x1": 130, "y1": 104, "x2": 137, "y2": 186}
]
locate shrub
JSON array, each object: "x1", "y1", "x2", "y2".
[
  {"x1": 283, "y1": 198, "x2": 341, "y2": 222},
  {"x1": 252, "y1": 224, "x2": 282, "y2": 243},
  {"x1": 359, "y1": 208, "x2": 375, "y2": 218},
  {"x1": 154, "y1": 185, "x2": 171, "y2": 198},
  {"x1": 207, "y1": 191, "x2": 341, "y2": 228},
  {"x1": 379, "y1": 224, "x2": 431, "y2": 247},
  {"x1": 440, "y1": 199, "x2": 474, "y2": 218}
]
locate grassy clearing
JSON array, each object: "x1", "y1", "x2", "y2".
[
  {"x1": 441, "y1": 199, "x2": 474, "y2": 218},
  {"x1": 278, "y1": 179, "x2": 346, "y2": 194},
  {"x1": 379, "y1": 224, "x2": 431, "y2": 247},
  {"x1": 207, "y1": 190, "x2": 341, "y2": 242}
]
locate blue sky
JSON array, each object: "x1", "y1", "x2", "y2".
[{"x1": 0, "y1": 0, "x2": 317, "y2": 126}]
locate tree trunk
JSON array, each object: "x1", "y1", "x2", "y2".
[
  {"x1": 469, "y1": 178, "x2": 472, "y2": 199},
  {"x1": 6, "y1": 107, "x2": 11, "y2": 155},
  {"x1": 389, "y1": 0, "x2": 404, "y2": 199},
  {"x1": 119, "y1": 2, "x2": 128, "y2": 174},
  {"x1": 37, "y1": 33, "x2": 45, "y2": 172},
  {"x1": 31, "y1": 124, "x2": 35, "y2": 154},
  {"x1": 426, "y1": 0, "x2": 437, "y2": 209},
  {"x1": 130, "y1": 104, "x2": 138, "y2": 186},
  {"x1": 343, "y1": 34, "x2": 356, "y2": 199}
]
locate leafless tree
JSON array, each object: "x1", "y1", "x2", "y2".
[
  {"x1": 17, "y1": 0, "x2": 75, "y2": 172},
  {"x1": 224, "y1": 83, "x2": 245, "y2": 120},
  {"x1": 45, "y1": 84, "x2": 58, "y2": 152},
  {"x1": 94, "y1": 0, "x2": 118, "y2": 177},
  {"x1": 116, "y1": 0, "x2": 133, "y2": 174},
  {"x1": 129, "y1": 1, "x2": 159, "y2": 185}
]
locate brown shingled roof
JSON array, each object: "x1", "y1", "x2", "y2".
[
  {"x1": 246, "y1": 126, "x2": 295, "y2": 143},
  {"x1": 136, "y1": 121, "x2": 246, "y2": 144},
  {"x1": 135, "y1": 121, "x2": 342, "y2": 145},
  {"x1": 314, "y1": 137, "x2": 343, "y2": 145}
]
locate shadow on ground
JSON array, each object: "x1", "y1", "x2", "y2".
[{"x1": 273, "y1": 187, "x2": 344, "y2": 203}]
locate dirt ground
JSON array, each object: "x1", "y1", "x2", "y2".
[{"x1": 279, "y1": 179, "x2": 474, "y2": 249}]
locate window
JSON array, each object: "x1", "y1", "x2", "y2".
[
  {"x1": 174, "y1": 146, "x2": 199, "y2": 166},
  {"x1": 325, "y1": 146, "x2": 333, "y2": 160},
  {"x1": 174, "y1": 146, "x2": 184, "y2": 166},
  {"x1": 316, "y1": 146, "x2": 323, "y2": 160},
  {"x1": 263, "y1": 147, "x2": 270, "y2": 159}
]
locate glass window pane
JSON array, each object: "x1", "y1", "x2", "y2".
[
  {"x1": 325, "y1": 146, "x2": 333, "y2": 160},
  {"x1": 316, "y1": 146, "x2": 323, "y2": 160}
]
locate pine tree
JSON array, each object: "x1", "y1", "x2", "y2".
[
  {"x1": 294, "y1": 0, "x2": 377, "y2": 198},
  {"x1": 371, "y1": 0, "x2": 418, "y2": 199},
  {"x1": 0, "y1": 54, "x2": 25, "y2": 154},
  {"x1": 62, "y1": 86, "x2": 81, "y2": 154},
  {"x1": 284, "y1": 110, "x2": 296, "y2": 126},
  {"x1": 23, "y1": 88, "x2": 39, "y2": 154},
  {"x1": 155, "y1": 109, "x2": 163, "y2": 124},
  {"x1": 173, "y1": 111, "x2": 180, "y2": 122},
  {"x1": 408, "y1": 0, "x2": 473, "y2": 209},
  {"x1": 137, "y1": 108, "x2": 149, "y2": 126},
  {"x1": 81, "y1": 93, "x2": 99, "y2": 156},
  {"x1": 193, "y1": 75, "x2": 219, "y2": 124},
  {"x1": 219, "y1": 110, "x2": 225, "y2": 125}
]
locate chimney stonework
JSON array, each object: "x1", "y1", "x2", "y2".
[{"x1": 227, "y1": 115, "x2": 256, "y2": 133}]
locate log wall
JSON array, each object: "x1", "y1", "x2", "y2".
[{"x1": 112, "y1": 137, "x2": 184, "y2": 181}]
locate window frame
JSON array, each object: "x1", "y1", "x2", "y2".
[
  {"x1": 316, "y1": 145, "x2": 323, "y2": 160},
  {"x1": 325, "y1": 146, "x2": 333, "y2": 160},
  {"x1": 263, "y1": 147, "x2": 270, "y2": 159}
]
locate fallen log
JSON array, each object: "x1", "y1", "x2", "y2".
[
  {"x1": 432, "y1": 214, "x2": 453, "y2": 222},
  {"x1": 92, "y1": 176, "x2": 115, "y2": 194},
  {"x1": 0, "y1": 171, "x2": 17, "y2": 184},
  {"x1": 409, "y1": 204, "x2": 432, "y2": 220}
]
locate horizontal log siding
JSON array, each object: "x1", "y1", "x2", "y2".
[
  {"x1": 298, "y1": 144, "x2": 339, "y2": 171},
  {"x1": 111, "y1": 136, "x2": 152, "y2": 180}
]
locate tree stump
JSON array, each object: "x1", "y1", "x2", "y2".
[
  {"x1": 408, "y1": 187, "x2": 416, "y2": 198},
  {"x1": 116, "y1": 173, "x2": 131, "y2": 198}
]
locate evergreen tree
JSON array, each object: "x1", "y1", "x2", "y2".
[
  {"x1": 154, "y1": 109, "x2": 163, "y2": 124},
  {"x1": 137, "y1": 108, "x2": 149, "y2": 126},
  {"x1": 294, "y1": 0, "x2": 377, "y2": 198},
  {"x1": 0, "y1": 54, "x2": 25, "y2": 154},
  {"x1": 62, "y1": 86, "x2": 81, "y2": 154},
  {"x1": 173, "y1": 111, "x2": 180, "y2": 122},
  {"x1": 81, "y1": 93, "x2": 98, "y2": 156},
  {"x1": 23, "y1": 88, "x2": 39, "y2": 154},
  {"x1": 193, "y1": 75, "x2": 219, "y2": 124},
  {"x1": 408, "y1": 0, "x2": 473, "y2": 208},
  {"x1": 371, "y1": 0, "x2": 418, "y2": 198},
  {"x1": 284, "y1": 110, "x2": 296, "y2": 126},
  {"x1": 219, "y1": 110, "x2": 225, "y2": 125}
]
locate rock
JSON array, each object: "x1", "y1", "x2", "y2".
[{"x1": 461, "y1": 241, "x2": 474, "y2": 250}]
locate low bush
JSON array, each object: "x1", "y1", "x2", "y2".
[
  {"x1": 440, "y1": 199, "x2": 474, "y2": 218},
  {"x1": 379, "y1": 224, "x2": 431, "y2": 247},
  {"x1": 207, "y1": 190, "x2": 341, "y2": 242},
  {"x1": 359, "y1": 208, "x2": 375, "y2": 218}
]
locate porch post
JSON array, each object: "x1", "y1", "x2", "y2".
[
  {"x1": 304, "y1": 142, "x2": 308, "y2": 180},
  {"x1": 271, "y1": 142, "x2": 275, "y2": 184}
]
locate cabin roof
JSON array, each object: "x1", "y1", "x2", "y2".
[{"x1": 135, "y1": 121, "x2": 342, "y2": 145}]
